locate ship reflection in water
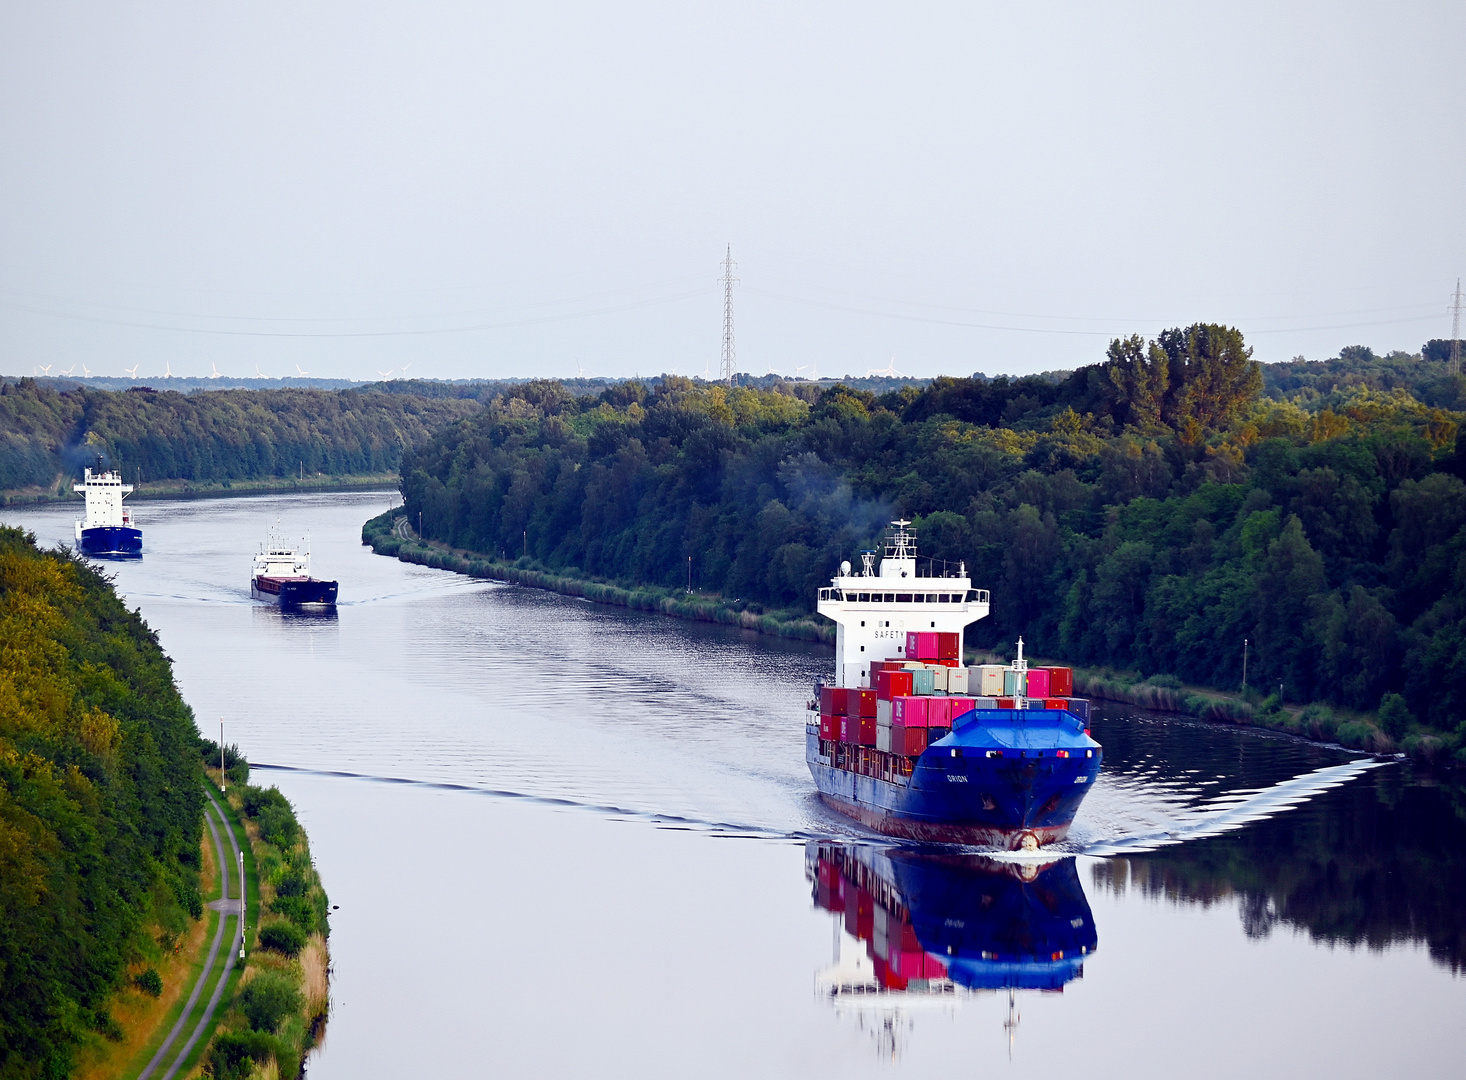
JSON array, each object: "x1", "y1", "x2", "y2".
[{"x1": 807, "y1": 843, "x2": 1097, "y2": 1055}]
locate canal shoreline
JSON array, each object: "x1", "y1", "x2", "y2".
[
  {"x1": 0, "y1": 472, "x2": 399, "y2": 507},
  {"x1": 362, "y1": 508, "x2": 1451, "y2": 767}
]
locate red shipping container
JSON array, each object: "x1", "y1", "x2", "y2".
[
  {"x1": 820, "y1": 686, "x2": 852, "y2": 716},
  {"x1": 899, "y1": 923, "x2": 922, "y2": 952},
  {"x1": 857, "y1": 689, "x2": 878, "y2": 718},
  {"x1": 937, "y1": 632, "x2": 960, "y2": 660},
  {"x1": 928, "y1": 696, "x2": 953, "y2": 726},
  {"x1": 1027, "y1": 668, "x2": 1051, "y2": 698},
  {"x1": 876, "y1": 670, "x2": 915, "y2": 701},
  {"x1": 935, "y1": 657, "x2": 960, "y2": 668},
  {"x1": 819, "y1": 714, "x2": 839, "y2": 740},
  {"x1": 922, "y1": 954, "x2": 948, "y2": 979},
  {"x1": 894, "y1": 725, "x2": 928, "y2": 756},
  {"x1": 818, "y1": 860, "x2": 841, "y2": 892},
  {"x1": 856, "y1": 889, "x2": 874, "y2": 939},
  {"x1": 1044, "y1": 698, "x2": 1067, "y2": 711},
  {"x1": 997, "y1": 697, "x2": 1017, "y2": 709},
  {"x1": 893, "y1": 695, "x2": 929, "y2": 727},
  {"x1": 856, "y1": 715, "x2": 878, "y2": 746},
  {"x1": 1047, "y1": 666, "x2": 1074, "y2": 696}
]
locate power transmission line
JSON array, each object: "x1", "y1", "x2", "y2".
[{"x1": 719, "y1": 246, "x2": 738, "y2": 385}]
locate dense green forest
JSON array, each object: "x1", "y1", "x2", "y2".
[
  {"x1": 0, "y1": 526, "x2": 204, "y2": 1078},
  {"x1": 0, "y1": 380, "x2": 479, "y2": 496},
  {"x1": 399, "y1": 329, "x2": 1466, "y2": 742}
]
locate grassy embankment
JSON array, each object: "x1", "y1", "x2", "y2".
[
  {"x1": 73, "y1": 773, "x2": 259, "y2": 1080},
  {"x1": 366, "y1": 507, "x2": 1433, "y2": 762},
  {"x1": 970, "y1": 649, "x2": 1422, "y2": 760},
  {"x1": 361, "y1": 508, "x2": 833, "y2": 644},
  {"x1": 199, "y1": 763, "x2": 331, "y2": 1080}
]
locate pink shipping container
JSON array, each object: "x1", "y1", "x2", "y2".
[
  {"x1": 905, "y1": 631, "x2": 940, "y2": 659},
  {"x1": 890, "y1": 949, "x2": 927, "y2": 977},
  {"x1": 922, "y1": 954, "x2": 948, "y2": 979},
  {"x1": 1027, "y1": 668, "x2": 1051, "y2": 698},
  {"x1": 928, "y1": 696, "x2": 953, "y2": 726},
  {"x1": 893, "y1": 696, "x2": 930, "y2": 727}
]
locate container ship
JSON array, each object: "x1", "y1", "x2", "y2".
[
  {"x1": 73, "y1": 460, "x2": 142, "y2": 558},
  {"x1": 251, "y1": 532, "x2": 338, "y2": 608},
  {"x1": 808, "y1": 521, "x2": 1101, "y2": 850},
  {"x1": 808, "y1": 842, "x2": 1096, "y2": 998}
]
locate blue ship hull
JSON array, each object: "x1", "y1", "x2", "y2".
[
  {"x1": 807, "y1": 708, "x2": 1102, "y2": 848},
  {"x1": 79, "y1": 525, "x2": 142, "y2": 558}
]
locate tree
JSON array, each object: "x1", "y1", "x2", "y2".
[{"x1": 1152, "y1": 323, "x2": 1263, "y2": 438}]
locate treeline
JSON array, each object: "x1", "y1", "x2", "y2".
[
  {"x1": 400, "y1": 326, "x2": 1466, "y2": 745},
  {"x1": 0, "y1": 380, "x2": 480, "y2": 495},
  {"x1": 0, "y1": 526, "x2": 204, "y2": 1078}
]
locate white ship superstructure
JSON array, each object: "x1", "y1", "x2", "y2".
[
  {"x1": 816, "y1": 520, "x2": 990, "y2": 690},
  {"x1": 73, "y1": 462, "x2": 142, "y2": 557}
]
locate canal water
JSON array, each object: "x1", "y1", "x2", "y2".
[{"x1": 6, "y1": 492, "x2": 1464, "y2": 1078}]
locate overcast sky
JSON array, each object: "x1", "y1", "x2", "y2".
[{"x1": 2, "y1": 2, "x2": 1463, "y2": 382}]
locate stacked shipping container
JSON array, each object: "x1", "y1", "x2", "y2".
[{"x1": 818, "y1": 654, "x2": 1092, "y2": 765}]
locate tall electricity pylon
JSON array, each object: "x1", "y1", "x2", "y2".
[
  {"x1": 1450, "y1": 278, "x2": 1463, "y2": 377},
  {"x1": 719, "y1": 246, "x2": 738, "y2": 385}
]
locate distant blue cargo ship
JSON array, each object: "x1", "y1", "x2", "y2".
[
  {"x1": 808, "y1": 521, "x2": 1102, "y2": 850},
  {"x1": 74, "y1": 462, "x2": 142, "y2": 558}
]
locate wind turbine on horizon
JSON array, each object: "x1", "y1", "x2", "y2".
[
  {"x1": 865, "y1": 356, "x2": 903, "y2": 378},
  {"x1": 209, "y1": 362, "x2": 223, "y2": 379},
  {"x1": 124, "y1": 364, "x2": 140, "y2": 378},
  {"x1": 399, "y1": 362, "x2": 412, "y2": 378},
  {"x1": 81, "y1": 364, "x2": 91, "y2": 377},
  {"x1": 162, "y1": 361, "x2": 174, "y2": 379},
  {"x1": 375, "y1": 369, "x2": 394, "y2": 380},
  {"x1": 295, "y1": 364, "x2": 309, "y2": 377},
  {"x1": 37, "y1": 364, "x2": 51, "y2": 376},
  {"x1": 60, "y1": 365, "x2": 76, "y2": 377}
]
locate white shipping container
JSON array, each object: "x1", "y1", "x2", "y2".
[
  {"x1": 972, "y1": 665, "x2": 1006, "y2": 696},
  {"x1": 931, "y1": 666, "x2": 949, "y2": 692},
  {"x1": 947, "y1": 667, "x2": 970, "y2": 693},
  {"x1": 876, "y1": 726, "x2": 892, "y2": 753},
  {"x1": 877, "y1": 699, "x2": 893, "y2": 725}
]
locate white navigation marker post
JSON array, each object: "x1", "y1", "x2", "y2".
[
  {"x1": 220, "y1": 720, "x2": 225, "y2": 792},
  {"x1": 239, "y1": 851, "x2": 246, "y2": 959}
]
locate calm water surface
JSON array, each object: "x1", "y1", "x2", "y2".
[{"x1": 6, "y1": 492, "x2": 1464, "y2": 1078}]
